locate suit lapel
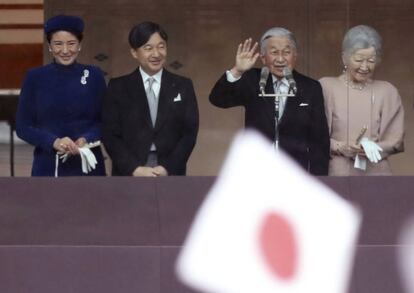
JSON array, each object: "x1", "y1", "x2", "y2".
[
  {"x1": 279, "y1": 70, "x2": 301, "y2": 127},
  {"x1": 263, "y1": 74, "x2": 276, "y2": 125},
  {"x1": 155, "y1": 69, "x2": 174, "y2": 131},
  {"x1": 127, "y1": 69, "x2": 153, "y2": 128}
]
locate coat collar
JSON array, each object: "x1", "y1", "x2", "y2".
[
  {"x1": 156, "y1": 69, "x2": 176, "y2": 131},
  {"x1": 139, "y1": 67, "x2": 163, "y2": 85}
]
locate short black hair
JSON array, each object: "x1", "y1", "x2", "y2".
[
  {"x1": 128, "y1": 21, "x2": 168, "y2": 49},
  {"x1": 46, "y1": 30, "x2": 83, "y2": 43}
]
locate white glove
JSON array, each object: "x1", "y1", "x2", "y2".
[
  {"x1": 79, "y1": 148, "x2": 97, "y2": 174},
  {"x1": 360, "y1": 138, "x2": 383, "y2": 163},
  {"x1": 60, "y1": 153, "x2": 69, "y2": 162}
]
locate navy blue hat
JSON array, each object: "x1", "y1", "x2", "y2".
[{"x1": 44, "y1": 15, "x2": 84, "y2": 35}]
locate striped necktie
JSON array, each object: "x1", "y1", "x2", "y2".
[
  {"x1": 146, "y1": 77, "x2": 158, "y2": 126},
  {"x1": 274, "y1": 79, "x2": 287, "y2": 118}
]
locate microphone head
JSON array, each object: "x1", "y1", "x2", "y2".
[
  {"x1": 259, "y1": 66, "x2": 269, "y2": 92},
  {"x1": 282, "y1": 67, "x2": 292, "y2": 78},
  {"x1": 283, "y1": 67, "x2": 297, "y2": 94},
  {"x1": 260, "y1": 67, "x2": 269, "y2": 82}
]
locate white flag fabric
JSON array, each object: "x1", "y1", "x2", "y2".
[
  {"x1": 398, "y1": 216, "x2": 414, "y2": 293},
  {"x1": 176, "y1": 130, "x2": 361, "y2": 293}
]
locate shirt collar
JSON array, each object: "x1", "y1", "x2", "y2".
[
  {"x1": 271, "y1": 75, "x2": 289, "y2": 87},
  {"x1": 139, "y1": 67, "x2": 163, "y2": 84}
]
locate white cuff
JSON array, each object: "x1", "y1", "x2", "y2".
[{"x1": 226, "y1": 70, "x2": 241, "y2": 83}]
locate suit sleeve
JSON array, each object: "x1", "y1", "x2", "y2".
[
  {"x1": 320, "y1": 77, "x2": 349, "y2": 156},
  {"x1": 163, "y1": 79, "x2": 199, "y2": 174},
  {"x1": 376, "y1": 85, "x2": 404, "y2": 158},
  {"x1": 209, "y1": 72, "x2": 249, "y2": 108},
  {"x1": 309, "y1": 82, "x2": 330, "y2": 175},
  {"x1": 16, "y1": 71, "x2": 58, "y2": 152},
  {"x1": 102, "y1": 79, "x2": 140, "y2": 175}
]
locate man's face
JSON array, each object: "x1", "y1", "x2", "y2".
[
  {"x1": 260, "y1": 36, "x2": 297, "y2": 78},
  {"x1": 131, "y1": 32, "x2": 167, "y2": 76}
]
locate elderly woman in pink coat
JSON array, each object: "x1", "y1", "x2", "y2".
[{"x1": 320, "y1": 25, "x2": 404, "y2": 176}]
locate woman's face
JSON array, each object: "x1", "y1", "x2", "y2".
[
  {"x1": 49, "y1": 31, "x2": 81, "y2": 65},
  {"x1": 344, "y1": 46, "x2": 377, "y2": 83}
]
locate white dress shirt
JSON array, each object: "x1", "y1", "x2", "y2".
[
  {"x1": 140, "y1": 67, "x2": 163, "y2": 151},
  {"x1": 225, "y1": 70, "x2": 289, "y2": 118},
  {"x1": 272, "y1": 75, "x2": 289, "y2": 119},
  {"x1": 140, "y1": 67, "x2": 163, "y2": 97}
]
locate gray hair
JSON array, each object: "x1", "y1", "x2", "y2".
[
  {"x1": 260, "y1": 27, "x2": 297, "y2": 54},
  {"x1": 342, "y1": 25, "x2": 382, "y2": 59}
]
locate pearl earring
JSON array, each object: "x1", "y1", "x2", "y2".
[
  {"x1": 342, "y1": 64, "x2": 348, "y2": 73},
  {"x1": 48, "y1": 48, "x2": 52, "y2": 52}
]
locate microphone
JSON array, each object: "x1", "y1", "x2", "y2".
[
  {"x1": 259, "y1": 66, "x2": 269, "y2": 95},
  {"x1": 283, "y1": 67, "x2": 297, "y2": 94}
]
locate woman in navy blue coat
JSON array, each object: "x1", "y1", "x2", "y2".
[{"x1": 16, "y1": 15, "x2": 106, "y2": 176}]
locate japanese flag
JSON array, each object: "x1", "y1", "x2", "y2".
[{"x1": 176, "y1": 130, "x2": 361, "y2": 293}]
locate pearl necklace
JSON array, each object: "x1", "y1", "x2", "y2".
[{"x1": 342, "y1": 74, "x2": 371, "y2": 91}]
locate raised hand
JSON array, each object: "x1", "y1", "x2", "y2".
[{"x1": 231, "y1": 38, "x2": 260, "y2": 78}]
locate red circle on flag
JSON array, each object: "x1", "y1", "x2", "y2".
[{"x1": 259, "y1": 212, "x2": 298, "y2": 280}]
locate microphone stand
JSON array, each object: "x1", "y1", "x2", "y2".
[{"x1": 259, "y1": 87, "x2": 295, "y2": 150}]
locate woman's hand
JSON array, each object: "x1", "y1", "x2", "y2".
[
  {"x1": 334, "y1": 141, "x2": 364, "y2": 158},
  {"x1": 53, "y1": 137, "x2": 79, "y2": 155},
  {"x1": 75, "y1": 137, "x2": 87, "y2": 148}
]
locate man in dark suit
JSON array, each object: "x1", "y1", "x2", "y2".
[
  {"x1": 209, "y1": 27, "x2": 329, "y2": 175},
  {"x1": 103, "y1": 21, "x2": 199, "y2": 176}
]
